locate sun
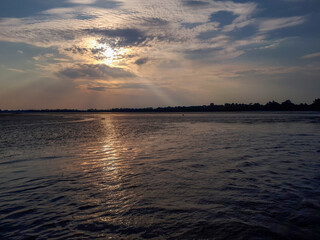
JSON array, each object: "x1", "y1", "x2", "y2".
[
  {"x1": 86, "y1": 39, "x2": 131, "y2": 67},
  {"x1": 98, "y1": 43, "x2": 117, "y2": 65}
]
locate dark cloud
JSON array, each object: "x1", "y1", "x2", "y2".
[
  {"x1": 181, "y1": 22, "x2": 203, "y2": 29},
  {"x1": 143, "y1": 18, "x2": 169, "y2": 27},
  {"x1": 182, "y1": 0, "x2": 210, "y2": 7},
  {"x1": 64, "y1": 45, "x2": 118, "y2": 61},
  {"x1": 64, "y1": 46, "x2": 89, "y2": 55},
  {"x1": 85, "y1": 28, "x2": 150, "y2": 47},
  {"x1": 74, "y1": 14, "x2": 98, "y2": 20},
  {"x1": 87, "y1": 87, "x2": 108, "y2": 91},
  {"x1": 58, "y1": 64, "x2": 135, "y2": 80},
  {"x1": 134, "y1": 57, "x2": 149, "y2": 65},
  {"x1": 87, "y1": 83, "x2": 151, "y2": 91}
]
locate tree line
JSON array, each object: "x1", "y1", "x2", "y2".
[{"x1": 1, "y1": 99, "x2": 319, "y2": 113}]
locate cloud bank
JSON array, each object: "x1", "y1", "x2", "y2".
[{"x1": 0, "y1": 0, "x2": 319, "y2": 108}]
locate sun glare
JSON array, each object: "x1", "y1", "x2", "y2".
[
  {"x1": 102, "y1": 46, "x2": 116, "y2": 65},
  {"x1": 86, "y1": 39, "x2": 131, "y2": 67}
]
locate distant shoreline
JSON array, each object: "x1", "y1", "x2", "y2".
[
  {"x1": 1, "y1": 99, "x2": 319, "y2": 113},
  {"x1": 0, "y1": 111, "x2": 319, "y2": 116}
]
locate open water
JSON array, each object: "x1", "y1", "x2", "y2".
[{"x1": 0, "y1": 112, "x2": 320, "y2": 239}]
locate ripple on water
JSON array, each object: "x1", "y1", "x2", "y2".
[{"x1": 0, "y1": 113, "x2": 319, "y2": 239}]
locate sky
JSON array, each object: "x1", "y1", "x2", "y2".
[{"x1": 0, "y1": 0, "x2": 319, "y2": 109}]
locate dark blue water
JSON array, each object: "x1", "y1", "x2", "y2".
[{"x1": 1, "y1": 112, "x2": 320, "y2": 239}]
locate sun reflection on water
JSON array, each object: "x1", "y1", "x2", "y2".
[{"x1": 79, "y1": 116, "x2": 141, "y2": 220}]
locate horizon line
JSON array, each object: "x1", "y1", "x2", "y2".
[{"x1": 1, "y1": 98, "x2": 319, "y2": 112}]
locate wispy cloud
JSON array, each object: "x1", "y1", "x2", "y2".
[
  {"x1": 0, "y1": 1, "x2": 308, "y2": 67},
  {"x1": 302, "y1": 52, "x2": 320, "y2": 59},
  {"x1": 68, "y1": 0, "x2": 97, "y2": 4},
  {"x1": 258, "y1": 16, "x2": 306, "y2": 32},
  {"x1": 1, "y1": 0, "x2": 318, "y2": 108},
  {"x1": 8, "y1": 68, "x2": 25, "y2": 73}
]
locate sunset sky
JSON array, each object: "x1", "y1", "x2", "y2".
[{"x1": 0, "y1": 0, "x2": 319, "y2": 109}]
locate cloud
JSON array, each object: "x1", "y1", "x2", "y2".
[
  {"x1": 68, "y1": 0, "x2": 97, "y2": 4},
  {"x1": 142, "y1": 18, "x2": 169, "y2": 27},
  {"x1": 85, "y1": 28, "x2": 150, "y2": 47},
  {"x1": 182, "y1": 1, "x2": 210, "y2": 7},
  {"x1": 0, "y1": 1, "x2": 307, "y2": 68},
  {"x1": 1, "y1": 0, "x2": 318, "y2": 109},
  {"x1": 87, "y1": 82, "x2": 150, "y2": 91},
  {"x1": 302, "y1": 52, "x2": 320, "y2": 59},
  {"x1": 58, "y1": 63, "x2": 135, "y2": 79},
  {"x1": 53, "y1": 58, "x2": 70, "y2": 62},
  {"x1": 8, "y1": 68, "x2": 25, "y2": 73},
  {"x1": 64, "y1": 46, "x2": 90, "y2": 55},
  {"x1": 42, "y1": 8, "x2": 74, "y2": 15},
  {"x1": 87, "y1": 86, "x2": 107, "y2": 91},
  {"x1": 0, "y1": 0, "x2": 257, "y2": 55},
  {"x1": 259, "y1": 16, "x2": 306, "y2": 32},
  {"x1": 134, "y1": 57, "x2": 148, "y2": 65}
]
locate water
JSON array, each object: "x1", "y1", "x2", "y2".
[{"x1": 0, "y1": 112, "x2": 320, "y2": 239}]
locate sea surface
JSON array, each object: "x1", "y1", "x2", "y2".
[{"x1": 0, "y1": 112, "x2": 320, "y2": 240}]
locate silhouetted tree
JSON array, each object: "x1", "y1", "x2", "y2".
[
  {"x1": 252, "y1": 103, "x2": 263, "y2": 111},
  {"x1": 2, "y1": 98, "x2": 320, "y2": 113},
  {"x1": 312, "y1": 98, "x2": 320, "y2": 111},
  {"x1": 281, "y1": 100, "x2": 295, "y2": 111},
  {"x1": 265, "y1": 101, "x2": 281, "y2": 111}
]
